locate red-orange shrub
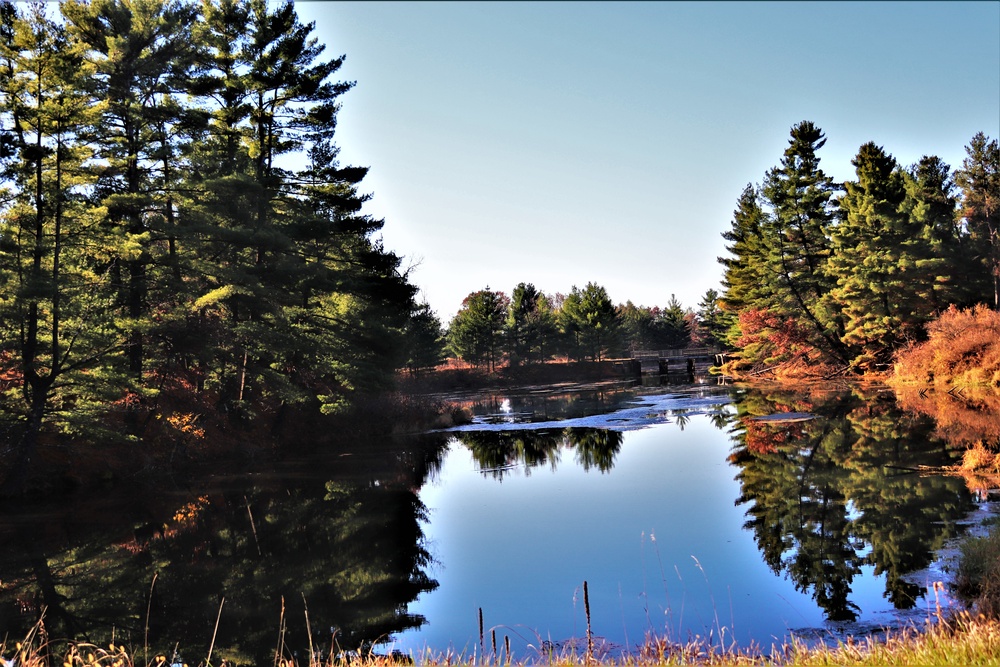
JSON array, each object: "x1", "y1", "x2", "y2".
[{"x1": 893, "y1": 305, "x2": 1000, "y2": 387}]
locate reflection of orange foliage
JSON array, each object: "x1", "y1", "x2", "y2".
[
  {"x1": 173, "y1": 495, "x2": 210, "y2": 523},
  {"x1": 893, "y1": 305, "x2": 1000, "y2": 387},
  {"x1": 742, "y1": 417, "x2": 804, "y2": 455},
  {"x1": 895, "y1": 385, "x2": 1000, "y2": 449}
]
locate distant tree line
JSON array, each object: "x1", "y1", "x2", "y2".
[
  {"x1": 408, "y1": 282, "x2": 727, "y2": 371},
  {"x1": 0, "y1": 0, "x2": 428, "y2": 489},
  {"x1": 718, "y1": 122, "x2": 999, "y2": 375}
]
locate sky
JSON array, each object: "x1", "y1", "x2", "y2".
[{"x1": 294, "y1": 1, "x2": 1000, "y2": 322}]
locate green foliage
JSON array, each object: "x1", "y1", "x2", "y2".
[
  {"x1": 0, "y1": 0, "x2": 423, "y2": 485},
  {"x1": 694, "y1": 288, "x2": 730, "y2": 349},
  {"x1": 731, "y1": 387, "x2": 973, "y2": 620},
  {"x1": 447, "y1": 288, "x2": 508, "y2": 371},
  {"x1": 955, "y1": 132, "x2": 1000, "y2": 309},
  {"x1": 719, "y1": 124, "x2": 1000, "y2": 377},
  {"x1": 505, "y1": 282, "x2": 557, "y2": 365},
  {"x1": 558, "y1": 282, "x2": 618, "y2": 361},
  {"x1": 648, "y1": 293, "x2": 690, "y2": 349},
  {"x1": 403, "y1": 302, "x2": 446, "y2": 374}
]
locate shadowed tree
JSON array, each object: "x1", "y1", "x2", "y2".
[
  {"x1": 0, "y1": 2, "x2": 127, "y2": 492},
  {"x1": 505, "y1": 282, "x2": 557, "y2": 366},
  {"x1": 955, "y1": 132, "x2": 1000, "y2": 309},
  {"x1": 448, "y1": 288, "x2": 508, "y2": 371}
]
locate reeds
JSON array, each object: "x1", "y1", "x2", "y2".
[{"x1": 7, "y1": 597, "x2": 1000, "y2": 667}]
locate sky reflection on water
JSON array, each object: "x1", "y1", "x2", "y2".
[{"x1": 393, "y1": 386, "x2": 977, "y2": 659}]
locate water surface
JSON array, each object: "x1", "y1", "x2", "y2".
[{"x1": 0, "y1": 382, "x2": 990, "y2": 664}]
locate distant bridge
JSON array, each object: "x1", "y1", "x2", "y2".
[{"x1": 626, "y1": 347, "x2": 726, "y2": 374}]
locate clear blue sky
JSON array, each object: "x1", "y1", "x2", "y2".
[{"x1": 295, "y1": 1, "x2": 1000, "y2": 322}]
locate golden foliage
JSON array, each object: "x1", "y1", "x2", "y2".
[
  {"x1": 893, "y1": 305, "x2": 1000, "y2": 387},
  {"x1": 165, "y1": 412, "x2": 205, "y2": 439}
]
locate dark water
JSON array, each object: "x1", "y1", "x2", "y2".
[{"x1": 0, "y1": 381, "x2": 992, "y2": 663}]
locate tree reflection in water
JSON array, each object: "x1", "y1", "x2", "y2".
[
  {"x1": 457, "y1": 428, "x2": 624, "y2": 479},
  {"x1": 456, "y1": 385, "x2": 983, "y2": 626},
  {"x1": 0, "y1": 385, "x2": 992, "y2": 659},
  {"x1": 0, "y1": 434, "x2": 450, "y2": 664},
  {"x1": 729, "y1": 387, "x2": 976, "y2": 622}
]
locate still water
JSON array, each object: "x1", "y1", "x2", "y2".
[{"x1": 0, "y1": 381, "x2": 992, "y2": 664}]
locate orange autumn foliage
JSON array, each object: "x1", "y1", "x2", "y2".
[{"x1": 892, "y1": 305, "x2": 1000, "y2": 387}]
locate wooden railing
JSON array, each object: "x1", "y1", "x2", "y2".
[{"x1": 630, "y1": 347, "x2": 717, "y2": 359}]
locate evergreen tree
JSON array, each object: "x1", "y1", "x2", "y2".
[
  {"x1": 0, "y1": 2, "x2": 124, "y2": 490},
  {"x1": 402, "y1": 301, "x2": 445, "y2": 374},
  {"x1": 648, "y1": 294, "x2": 690, "y2": 349},
  {"x1": 900, "y1": 155, "x2": 968, "y2": 310},
  {"x1": 760, "y1": 121, "x2": 846, "y2": 363},
  {"x1": 558, "y1": 282, "x2": 618, "y2": 361},
  {"x1": 505, "y1": 282, "x2": 556, "y2": 365},
  {"x1": 718, "y1": 184, "x2": 772, "y2": 348},
  {"x1": 954, "y1": 132, "x2": 1000, "y2": 309},
  {"x1": 694, "y1": 288, "x2": 729, "y2": 349},
  {"x1": 827, "y1": 143, "x2": 911, "y2": 370},
  {"x1": 617, "y1": 300, "x2": 654, "y2": 353},
  {"x1": 61, "y1": 0, "x2": 199, "y2": 380},
  {"x1": 180, "y1": 0, "x2": 414, "y2": 413},
  {"x1": 447, "y1": 288, "x2": 508, "y2": 371},
  {"x1": 828, "y1": 144, "x2": 960, "y2": 370}
]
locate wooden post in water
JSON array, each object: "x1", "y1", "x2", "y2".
[{"x1": 583, "y1": 580, "x2": 593, "y2": 662}]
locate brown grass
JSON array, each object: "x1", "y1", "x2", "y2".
[{"x1": 893, "y1": 305, "x2": 1000, "y2": 388}]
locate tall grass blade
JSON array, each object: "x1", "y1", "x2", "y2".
[{"x1": 207, "y1": 596, "x2": 225, "y2": 667}]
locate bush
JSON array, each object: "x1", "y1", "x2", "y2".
[{"x1": 893, "y1": 305, "x2": 1000, "y2": 387}]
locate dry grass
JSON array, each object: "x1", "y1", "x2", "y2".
[
  {"x1": 893, "y1": 305, "x2": 1000, "y2": 388},
  {"x1": 8, "y1": 613, "x2": 1000, "y2": 667}
]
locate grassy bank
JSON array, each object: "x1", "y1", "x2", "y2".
[{"x1": 7, "y1": 613, "x2": 1000, "y2": 667}]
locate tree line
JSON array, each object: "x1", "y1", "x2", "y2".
[
  {"x1": 0, "y1": 0, "x2": 428, "y2": 489},
  {"x1": 424, "y1": 282, "x2": 727, "y2": 371},
  {"x1": 718, "y1": 122, "x2": 999, "y2": 376}
]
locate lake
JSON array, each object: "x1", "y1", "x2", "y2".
[{"x1": 0, "y1": 380, "x2": 993, "y2": 664}]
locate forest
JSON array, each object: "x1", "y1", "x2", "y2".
[
  {"x1": 440, "y1": 125, "x2": 1000, "y2": 378},
  {"x1": 1, "y1": 0, "x2": 997, "y2": 495},
  {"x1": 717, "y1": 122, "x2": 999, "y2": 378},
  {"x1": 0, "y1": 0, "x2": 434, "y2": 492}
]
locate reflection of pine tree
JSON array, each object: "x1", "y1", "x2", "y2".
[
  {"x1": 730, "y1": 388, "x2": 974, "y2": 622},
  {"x1": 458, "y1": 430, "x2": 564, "y2": 480},
  {"x1": 0, "y1": 435, "x2": 451, "y2": 661},
  {"x1": 842, "y1": 402, "x2": 972, "y2": 609},
  {"x1": 458, "y1": 428, "x2": 623, "y2": 477},
  {"x1": 567, "y1": 429, "x2": 623, "y2": 473}
]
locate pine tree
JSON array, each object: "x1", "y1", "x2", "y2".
[
  {"x1": 0, "y1": 2, "x2": 124, "y2": 490},
  {"x1": 718, "y1": 184, "x2": 772, "y2": 349},
  {"x1": 827, "y1": 143, "x2": 943, "y2": 370},
  {"x1": 899, "y1": 155, "x2": 967, "y2": 310},
  {"x1": 448, "y1": 288, "x2": 508, "y2": 371},
  {"x1": 558, "y1": 283, "x2": 618, "y2": 361},
  {"x1": 505, "y1": 282, "x2": 556, "y2": 365},
  {"x1": 954, "y1": 132, "x2": 1000, "y2": 309},
  {"x1": 183, "y1": 0, "x2": 414, "y2": 413},
  {"x1": 761, "y1": 121, "x2": 847, "y2": 363},
  {"x1": 62, "y1": 0, "x2": 198, "y2": 381}
]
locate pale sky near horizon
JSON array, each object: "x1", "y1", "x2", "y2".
[{"x1": 295, "y1": 1, "x2": 1000, "y2": 322}]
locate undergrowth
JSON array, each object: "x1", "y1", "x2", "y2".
[
  {"x1": 7, "y1": 612, "x2": 1000, "y2": 667},
  {"x1": 892, "y1": 305, "x2": 1000, "y2": 388}
]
